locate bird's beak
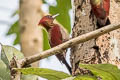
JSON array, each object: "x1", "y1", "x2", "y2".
[
  {"x1": 52, "y1": 13, "x2": 60, "y2": 19},
  {"x1": 38, "y1": 20, "x2": 42, "y2": 26}
]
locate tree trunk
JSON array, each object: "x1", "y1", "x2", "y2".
[
  {"x1": 19, "y1": 0, "x2": 44, "y2": 67},
  {"x1": 70, "y1": 0, "x2": 120, "y2": 74}
]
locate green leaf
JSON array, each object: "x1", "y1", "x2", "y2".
[
  {"x1": 42, "y1": 28, "x2": 51, "y2": 50},
  {"x1": 1, "y1": 45, "x2": 24, "y2": 64},
  {"x1": 7, "y1": 10, "x2": 19, "y2": 45},
  {"x1": 42, "y1": 0, "x2": 46, "y2": 3},
  {"x1": 11, "y1": 10, "x2": 19, "y2": 17},
  {"x1": 7, "y1": 20, "x2": 20, "y2": 45},
  {"x1": 0, "y1": 60, "x2": 11, "y2": 80},
  {"x1": 73, "y1": 75, "x2": 97, "y2": 80},
  {"x1": 62, "y1": 77, "x2": 75, "y2": 80},
  {"x1": 17, "y1": 68, "x2": 71, "y2": 80},
  {"x1": 1, "y1": 45, "x2": 10, "y2": 69},
  {"x1": 79, "y1": 64, "x2": 120, "y2": 80},
  {"x1": 7, "y1": 21, "x2": 19, "y2": 35},
  {"x1": 1, "y1": 45, "x2": 38, "y2": 80},
  {"x1": 49, "y1": 0, "x2": 72, "y2": 33},
  {"x1": 63, "y1": 75, "x2": 97, "y2": 80},
  {"x1": 14, "y1": 32, "x2": 20, "y2": 45},
  {"x1": 21, "y1": 75, "x2": 38, "y2": 80},
  {"x1": 0, "y1": 45, "x2": 26, "y2": 80}
]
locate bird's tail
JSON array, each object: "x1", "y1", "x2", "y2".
[{"x1": 56, "y1": 54, "x2": 72, "y2": 74}]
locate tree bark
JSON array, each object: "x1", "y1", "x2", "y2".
[
  {"x1": 19, "y1": 0, "x2": 44, "y2": 67},
  {"x1": 71, "y1": 0, "x2": 120, "y2": 74}
]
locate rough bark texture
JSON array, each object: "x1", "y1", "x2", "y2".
[
  {"x1": 19, "y1": 0, "x2": 44, "y2": 67},
  {"x1": 96, "y1": 0, "x2": 120, "y2": 67},
  {"x1": 71, "y1": 0, "x2": 120, "y2": 74},
  {"x1": 71, "y1": 0, "x2": 98, "y2": 73}
]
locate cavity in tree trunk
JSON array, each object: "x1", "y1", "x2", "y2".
[{"x1": 70, "y1": 0, "x2": 120, "y2": 75}]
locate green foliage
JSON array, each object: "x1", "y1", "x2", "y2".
[
  {"x1": 1, "y1": 46, "x2": 10, "y2": 68},
  {"x1": 49, "y1": 0, "x2": 72, "y2": 33},
  {"x1": 0, "y1": 45, "x2": 25, "y2": 80},
  {"x1": 0, "y1": 45, "x2": 38, "y2": 80},
  {"x1": 1, "y1": 45, "x2": 120, "y2": 80},
  {"x1": 79, "y1": 64, "x2": 120, "y2": 80},
  {"x1": 7, "y1": 20, "x2": 20, "y2": 45},
  {"x1": 11, "y1": 10, "x2": 19, "y2": 17},
  {"x1": 1, "y1": 45, "x2": 24, "y2": 62},
  {"x1": 17, "y1": 68, "x2": 71, "y2": 80},
  {"x1": 0, "y1": 60, "x2": 11, "y2": 80},
  {"x1": 62, "y1": 77, "x2": 75, "y2": 80},
  {"x1": 42, "y1": 28, "x2": 51, "y2": 50},
  {"x1": 1, "y1": 45, "x2": 24, "y2": 70},
  {"x1": 42, "y1": 0, "x2": 46, "y2": 3},
  {"x1": 16, "y1": 64, "x2": 120, "y2": 80},
  {"x1": 21, "y1": 75, "x2": 38, "y2": 80},
  {"x1": 63, "y1": 75, "x2": 97, "y2": 80},
  {"x1": 73, "y1": 75, "x2": 97, "y2": 80},
  {"x1": 63, "y1": 64, "x2": 120, "y2": 80}
]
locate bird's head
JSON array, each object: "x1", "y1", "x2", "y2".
[{"x1": 38, "y1": 14, "x2": 59, "y2": 30}]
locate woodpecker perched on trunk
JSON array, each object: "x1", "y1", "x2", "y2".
[
  {"x1": 38, "y1": 14, "x2": 71, "y2": 74},
  {"x1": 90, "y1": 0, "x2": 110, "y2": 27}
]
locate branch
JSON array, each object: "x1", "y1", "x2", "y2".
[{"x1": 20, "y1": 23, "x2": 120, "y2": 67}]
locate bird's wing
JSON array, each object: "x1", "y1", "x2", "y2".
[
  {"x1": 59, "y1": 26, "x2": 69, "y2": 58},
  {"x1": 59, "y1": 27, "x2": 69, "y2": 42}
]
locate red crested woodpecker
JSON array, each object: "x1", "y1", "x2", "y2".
[
  {"x1": 90, "y1": 0, "x2": 110, "y2": 27},
  {"x1": 38, "y1": 14, "x2": 71, "y2": 74}
]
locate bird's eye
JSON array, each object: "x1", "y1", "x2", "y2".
[{"x1": 47, "y1": 15, "x2": 52, "y2": 18}]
